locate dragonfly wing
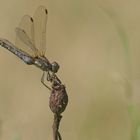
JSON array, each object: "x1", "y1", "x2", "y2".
[
  {"x1": 15, "y1": 15, "x2": 38, "y2": 56},
  {"x1": 33, "y1": 6, "x2": 48, "y2": 56}
]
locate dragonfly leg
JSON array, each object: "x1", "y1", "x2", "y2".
[
  {"x1": 41, "y1": 71, "x2": 52, "y2": 91},
  {"x1": 47, "y1": 71, "x2": 51, "y2": 81}
]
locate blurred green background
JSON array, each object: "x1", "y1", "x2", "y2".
[{"x1": 0, "y1": 0, "x2": 140, "y2": 140}]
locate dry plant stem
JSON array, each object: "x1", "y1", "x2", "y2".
[
  {"x1": 49, "y1": 74, "x2": 68, "y2": 140},
  {"x1": 53, "y1": 113, "x2": 62, "y2": 140}
]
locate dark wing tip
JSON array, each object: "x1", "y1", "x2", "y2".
[
  {"x1": 30, "y1": 17, "x2": 34, "y2": 22},
  {"x1": 45, "y1": 9, "x2": 48, "y2": 14}
]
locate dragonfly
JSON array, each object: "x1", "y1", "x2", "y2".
[
  {"x1": 0, "y1": 6, "x2": 60, "y2": 90},
  {"x1": 0, "y1": 6, "x2": 68, "y2": 140}
]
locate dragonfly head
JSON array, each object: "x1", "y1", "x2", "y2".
[{"x1": 51, "y1": 61, "x2": 60, "y2": 73}]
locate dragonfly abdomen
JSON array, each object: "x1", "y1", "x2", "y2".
[{"x1": 0, "y1": 39, "x2": 34, "y2": 65}]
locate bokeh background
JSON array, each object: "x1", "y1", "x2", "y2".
[{"x1": 0, "y1": 0, "x2": 140, "y2": 140}]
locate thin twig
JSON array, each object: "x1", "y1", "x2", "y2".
[{"x1": 53, "y1": 113, "x2": 62, "y2": 140}]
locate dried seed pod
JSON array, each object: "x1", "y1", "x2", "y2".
[{"x1": 49, "y1": 84, "x2": 68, "y2": 114}]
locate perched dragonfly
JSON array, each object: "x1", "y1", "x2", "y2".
[
  {"x1": 0, "y1": 6, "x2": 60, "y2": 90},
  {"x1": 0, "y1": 6, "x2": 68, "y2": 140}
]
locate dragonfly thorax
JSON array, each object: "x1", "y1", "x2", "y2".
[
  {"x1": 34, "y1": 57, "x2": 59, "y2": 73},
  {"x1": 34, "y1": 57, "x2": 51, "y2": 71}
]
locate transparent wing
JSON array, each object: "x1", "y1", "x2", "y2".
[
  {"x1": 33, "y1": 6, "x2": 48, "y2": 56},
  {"x1": 15, "y1": 15, "x2": 38, "y2": 57}
]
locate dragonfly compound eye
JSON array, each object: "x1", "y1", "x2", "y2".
[{"x1": 51, "y1": 61, "x2": 60, "y2": 73}]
